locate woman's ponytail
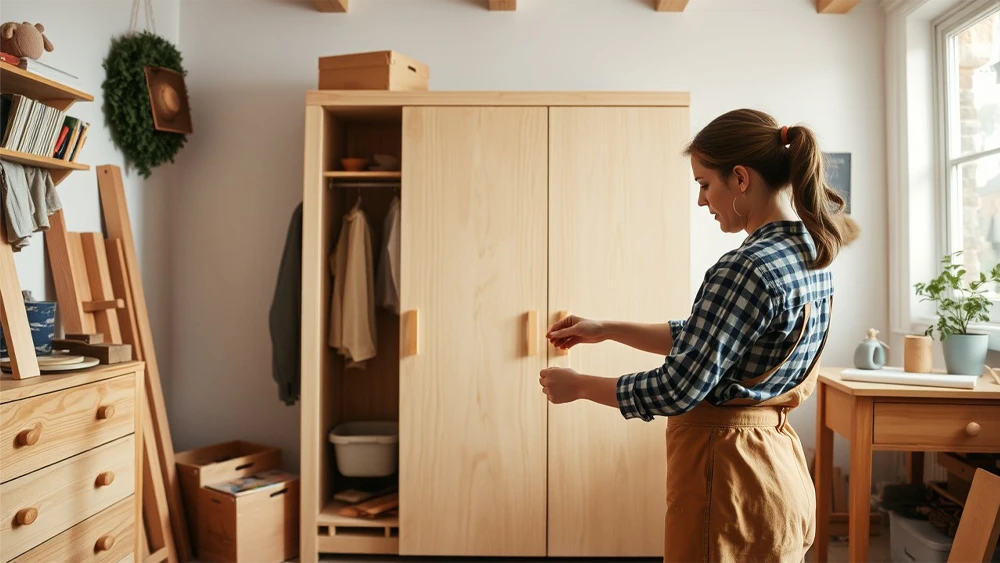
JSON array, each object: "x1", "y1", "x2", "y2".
[{"x1": 784, "y1": 125, "x2": 859, "y2": 269}]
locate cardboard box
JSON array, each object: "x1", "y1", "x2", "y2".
[{"x1": 318, "y1": 50, "x2": 429, "y2": 91}]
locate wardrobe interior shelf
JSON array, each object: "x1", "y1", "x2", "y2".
[
  {"x1": 324, "y1": 171, "x2": 401, "y2": 179},
  {"x1": 318, "y1": 500, "x2": 400, "y2": 528}
]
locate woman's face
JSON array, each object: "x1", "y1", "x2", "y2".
[{"x1": 691, "y1": 156, "x2": 746, "y2": 234}]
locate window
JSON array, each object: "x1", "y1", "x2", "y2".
[{"x1": 938, "y1": 3, "x2": 1000, "y2": 302}]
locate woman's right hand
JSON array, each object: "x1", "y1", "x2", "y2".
[{"x1": 546, "y1": 315, "x2": 606, "y2": 350}]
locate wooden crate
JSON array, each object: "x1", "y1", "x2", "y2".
[
  {"x1": 196, "y1": 476, "x2": 299, "y2": 563},
  {"x1": 318, "y1": 50, "x2": 429, "y2": 91},
  {"x1": 175, "y1": 441, "x2": 282, "y2": 554}
]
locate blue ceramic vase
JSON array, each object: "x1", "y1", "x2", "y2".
[
  {"x1": 854, "y1": 328, "x2": 889, "y2": 370},
  {"x1": 1, "y1": 301, "x2": 57, "y2": 358}
]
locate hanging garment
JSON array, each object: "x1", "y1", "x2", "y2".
[
  {"x1": 268, "y1": 202, "x2": 302, "y2": 406},
  {"x1": 0, "y1": 161, "x2": 61, "y2": 251},
  {"x1": 375, "y1": 195, "x2": 401, "y2": 314},
  {"x1": 329, "y1": 202, "x2": 377, "y2": 368}
]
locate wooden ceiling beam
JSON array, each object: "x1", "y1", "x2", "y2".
[
  {"x1": 314, "y1": 0, "x2": 348, "y2": 12},
  {"x1": 488, "y1": 0, "x2": 516, "y2": 10},
  {"x1": 655, "y1": 0, "x2": 689, "y2": 11},
  {"x1": 817, "y1": 0, "x2": 860, "y2": 13}
]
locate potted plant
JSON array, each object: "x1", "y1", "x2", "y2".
[{"x1": 914, "y1": 251, "x2": 1000, "y2": 375}]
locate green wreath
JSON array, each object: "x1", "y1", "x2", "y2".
[{"x1": 102, "y1": 31, "x2": 187, "y2": 178}]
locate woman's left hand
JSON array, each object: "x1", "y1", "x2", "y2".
[{"x1": 539, "y1": 367, "x2": 583, "y2": 404}]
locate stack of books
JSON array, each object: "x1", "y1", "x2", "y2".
[{"x1": 1, "y1": 93, "x2": 89, "y2": 161}]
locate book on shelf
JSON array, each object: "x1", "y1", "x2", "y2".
[
  {"x1": 15, "y1": 56, "x2": 78, "y2": 84},
  {"x1": 204, "y1": 469, "x2": 298, "y2": 497},
  {"x1": 0, "y1": 93, "x2": 89, "y2": 162},
  {"x1": 0, "y1": 52, "x2": 20, "y2": 66}
]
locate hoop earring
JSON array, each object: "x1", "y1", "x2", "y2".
[{"x1": 732, "y1": 197, "x2": 743, "y2": 217}]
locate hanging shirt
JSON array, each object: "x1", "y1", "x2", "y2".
[
  {"x1": 376, "y1": 196, "x2": 401, "y2": 314},
  {"x1": 329, "y1": 203, "x2": 377, "y2": 368}
]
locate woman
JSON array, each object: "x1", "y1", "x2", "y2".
[{"x1": 539, "y1": 108, "x2": 858, "y2": 563}]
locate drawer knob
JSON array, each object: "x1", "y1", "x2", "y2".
[
  {"x1": 97, "y1": 405, "x2": 115, "y2": 420},
  {"x1": 96, "y1": 471, "x2": 115, "y2": 487},
  {"x1": 16, "y1": 427, "x2": 40, "y2": 447},
  {"x1": 16, "y1": 507, "x2": 37, "y2": 526},
  {"x1": 96, "y1": 535, "x2": 115, "y2": 552},
  {"x1": 966, "y1": 422, "x2": 981, "y2": 436}
]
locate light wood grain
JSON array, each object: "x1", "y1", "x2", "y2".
[
  {"x1": 0, "y1": 62, "x2": 94, "y2": 106},
  {"x1": 488, "y1": 0, "x2": 516, "y2": 10},
  {"x1": 0, "y1": 435, "x2": 135, "y2": 560},
  {"x1": 849, "y1": 398, "x2": 874, "y2": 562},
  {"x1": 824, "y1": 384, "x2": 853, "y2": 438},
  {"x1": 873, "y1": 403, "x2": 1000, "y2": 450},
  {"x1": 81, "y1": 233, "x2": 122, "y2": 343},
  {"x1": 399, "y1": 106, "x2": 548, "y2": 556},
  {"x1": 0, "y1": 374, "x2": 135, "y2": 482},
  {"x1": 948, "y1": 468, "x2": 1000, "y2": 563},
  {"x1": 817, "y1": 0, "x2": 861, "y2": 14},
  {"x1": 300, "y1": 105, "x2": 327, "y2": 563},
  {"x1": 546, "y1": 106, "x2": 690, "y2": 557},
  {"x1": 44, "y1": 211, "x2": 91, "y2": 335},
  {"x1": 0, "y1": 362, "x2": 143, "y2": 403},
  {"x1": 0, "y1": 217, "x2": 39, "y2": 379},
  {"x1": 0, "y1": 148, "x2": 89, "y2": 173},
  {"x1": 819, "y1": 368, "x2": 1000, "y2": 398},
  {"x1": 655, "y1": 0, "x2": 689, "y2": 11},
  {"x1": 307, "y1": 90, "x2": 690, "y2": 108},
  {"x1": 9, "y1": 496, "x2": 135, "y2": 563},
  {"x1": 314, "y1": 0, "x2": 347, "y2": 12}
]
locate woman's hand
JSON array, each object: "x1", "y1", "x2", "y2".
[
  {"x1": 546, "y1": 315, "x2": 606, "y2": 350},
  {"x1": 539, "y1": 367, "x2": 584, "y2": 404}
]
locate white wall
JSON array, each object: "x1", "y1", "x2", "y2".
[
  {"x1": 171, "y1": 0, "x2": 888, "y2": 476},
  {"x1": 4, "y1": 0, "x2": 180, "y2": 390}
]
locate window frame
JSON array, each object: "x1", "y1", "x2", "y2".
[
  {"x1": 886, "y1": 0, "x2": 1000, "y2": 350},
  {"x1": 934, "y1": 1, "x2": 1000, "y2": 322}
]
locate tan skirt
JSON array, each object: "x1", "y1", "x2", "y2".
[{"x1": 663, "y1": 401, "x2": 816, "y2": 563}]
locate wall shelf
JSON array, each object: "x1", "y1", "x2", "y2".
[
  {"x1": 324, "y1": 171, "x2": 401, "y2": 179},
  {"x1": 0, "y1": 62, "x2": 93, "y2": 109},
  {"x1": 0, "y1": 148, "x2": 89, "y2": 172}
]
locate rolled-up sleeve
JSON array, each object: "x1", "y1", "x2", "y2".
[{"x1": 615, "y1": 256, "x2": 775, "y2": 421}]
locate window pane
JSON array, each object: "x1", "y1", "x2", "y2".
[
  {"x1": 950, "y1": 8, "x2": 1000, "y2": 158},
  {"x1": 959, "y1": 152, "x2": 1000, "y2": 289}
]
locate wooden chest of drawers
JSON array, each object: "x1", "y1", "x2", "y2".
[{"x1": 0, "y1": 362, "x2": 144, "y2": 563}]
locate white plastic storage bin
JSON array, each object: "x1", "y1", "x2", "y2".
[
  {"x1": 889, "y1": 510, "x2": 1000, "y2": 563},
  {"x1": 329, "y1": 421, "x2": 399, "y2": 477}
]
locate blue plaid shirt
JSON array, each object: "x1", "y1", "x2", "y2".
[{"x1": 616, "y1": 220, "x2": 834, "y2": 421}]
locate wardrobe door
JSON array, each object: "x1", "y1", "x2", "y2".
[
  {"x1": 547, "y1": 106, "x2": 691, "y2": 556},
  {"x1": 398, "y1": 106, "x2": 549, "y2": 556}
]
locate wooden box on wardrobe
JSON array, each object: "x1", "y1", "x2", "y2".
[{"x1": 299, "y1": 90, "x2": 692, "y2": 562}]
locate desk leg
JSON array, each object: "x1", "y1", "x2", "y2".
[
  {"x1": 849, "y1": 397, "x2": 874, "y2": 563},
  {"x1": 814, "y1": 382, "x2": 833, "y2": 563},
  {"x1": 907, "y1": 452, "x2": 925, "y2": 484}
]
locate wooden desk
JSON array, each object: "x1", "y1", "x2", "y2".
[{"x1": 814, "y1": 367, "x2": 1000, "y2": 562}]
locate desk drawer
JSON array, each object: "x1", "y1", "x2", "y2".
[
  {"x1": 873, "y1": 403, "x2": 1000, "y2": 449},
  {"x1": 9, "y1": 496, "x2": 134, "y2": 563},
  {"x1": 0, "y1": 435, "x2": 135, "y2": 561},
  {"x1": 0, "y1": 375, "x2": 135, "y2": 483}
]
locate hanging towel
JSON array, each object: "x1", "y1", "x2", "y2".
[
  {"x1": 329, "y1": 203, "x2": 377, "y2": 368},
  {"x1": 376, "y1": 195, "x2": 401, "y2": 314},
  {"x1": 269, "y1": 202, "x2": 302, "y2": 406}
]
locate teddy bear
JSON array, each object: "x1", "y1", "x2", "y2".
[{"x1": 0, "y1": 22, "x2": 54, "y2": 60}]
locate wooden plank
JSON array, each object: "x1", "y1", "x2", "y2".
[
  {"x1": 107, "y1": 239, "x2": 142, "y2": 362},
  {"x1": 0, "y1": 149, "x2": 89, "y2": 173},
  {"x1": 97, "y1": 165, "x2": 189, "y2": 562},
  {"x1": 489, "y1": 0, "x2": 516, "y2": 10},
  {"x1": 45, "y1": 210, "x2": 90, "y2": 334},
  {"x1": 948, "y1": 469, "x2": 1000, "y2": 563},
  {"x1": 817, "y1": 0, "x2": 861, "y2": 13},
  {"x1": 314, "y1": 0, "x2": 347, "y2": 11},
  {"x1": 81, "y1": 233, "x2": 122, "y2": 343},
  {"x1": 0, "y1": 217, "x2": 39, "y2": 379},
  {"x1": 655, "y1": 0, "x2": 689, "y2": 11},
  {"x1": 0, "y1": 62, "x2": 93, "y2": 105},
  {"x1": 307, "y1": 90, "x2": 691, "y2": 108}
]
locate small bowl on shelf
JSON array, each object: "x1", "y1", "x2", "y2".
[{"x1": 341, "y1": 157, "x2": 370, "y2": 172}]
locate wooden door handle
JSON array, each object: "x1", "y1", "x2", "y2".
[
  {"x1": 966, "y1": 422, "x2": 981, "y2": 437},
  {"x1": 525, "y1": 310, "x2": 538, "y2": 356},
  {"x1": 96, "y1": 471, "x2": 115, "y2": 487},
  {"x1": 97, "y1": 405, "x2": 115, "y2": 419},
  {"x1": 402, "y1": 310, "x2": 419, "y2": 357},
  {"x1": 553, "y1": 311, "x2": 570, "y2": 356},
  {"x1": 16, "y1": 507, "x2": 37, "y2": 526},
  {"x1": 96, "y1": 534, "x2": 115, "y2": 551},
  {"x1": 17, "y1": 426, "x2": 40, "y2": 446}
]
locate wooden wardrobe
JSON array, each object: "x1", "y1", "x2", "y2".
[{"x1": 299, "y1": 91, "x2": 692, "y2": 561}]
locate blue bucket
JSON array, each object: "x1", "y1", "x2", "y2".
[{"x1": 0, "y1": 301, "x2": 57, "y2": 358}]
